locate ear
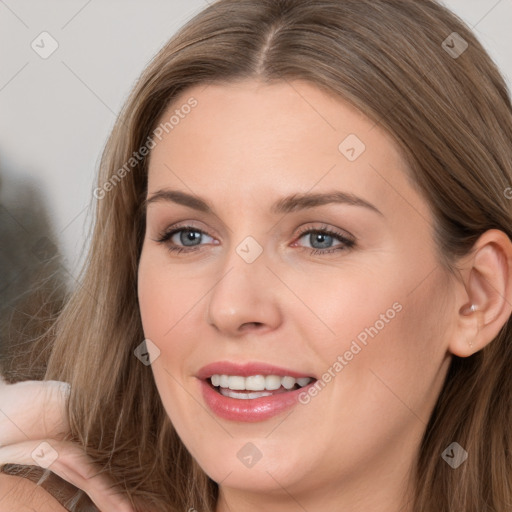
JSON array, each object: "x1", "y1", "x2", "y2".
[{"x1": 449, "y1": 229, "x2": 512, "y2": 357}]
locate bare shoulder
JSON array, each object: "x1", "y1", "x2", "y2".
[{"x1": 0, "y1": 472, "x2": 68, "y2": 512}]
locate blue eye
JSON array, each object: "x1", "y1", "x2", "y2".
[
  {"x1": 294, "y1": 225, "x2": 355, "y2": 255},
  {"x1": 155, "y1": 226, "x2": 214, "y2": 254},
  {"x1": 154, "y1": 224, "x2": 355, "y2": 256}
]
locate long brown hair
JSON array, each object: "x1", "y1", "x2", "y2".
[{"x1": 10, "y1": 0, "x2": 512, "y2": 510}]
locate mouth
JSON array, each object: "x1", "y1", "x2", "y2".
[
  {"x1": 206, "y1": 374, "x2": 316, "y2": 400},
  {"x1": 197, "y1": 361, "x2": 318, "y2": 421}
]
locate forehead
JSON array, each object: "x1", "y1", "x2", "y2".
[{"x1": 146, "y1": 79, "x2": 426, "y2": 220}]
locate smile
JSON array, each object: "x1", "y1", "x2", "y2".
[{"x1": 197, "y1": 362, "x2": 318, "y2": 422}]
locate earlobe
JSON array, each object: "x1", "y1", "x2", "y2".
[
  {"x1": 449, "y1": 229, "x2": 512, "y2": 358},
  {"x1": 460, "y1": 304, "x2": 478, "y2": 348}
]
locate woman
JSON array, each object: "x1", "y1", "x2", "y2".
[{"x1": 1, "y1": 0, "x2": 511, "y2": 510}]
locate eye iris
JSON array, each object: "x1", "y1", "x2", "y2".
[
  {"x1": 181, "y1": 229, "x2": 201, "y2": 246},
  {"x1": 310, "y1": 232, "x2": 332, "y2": 249}
]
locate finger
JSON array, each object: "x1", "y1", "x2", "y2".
[
  {"x1": 0, "y1": 380, "x2": 71, "y2": 445},
  {"x1": 0, "y1": 439, "x2": 134, "y2": 512}
]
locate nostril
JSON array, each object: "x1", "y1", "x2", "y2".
[{"x1": 241, "y1": 322, "x2": 263, "y2": 330}]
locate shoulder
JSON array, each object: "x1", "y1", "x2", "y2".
[{"x1": 0, "y1": 471, "x2": 68, "y2": 512}]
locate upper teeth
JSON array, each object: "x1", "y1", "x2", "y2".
[{"x1": 210, "y1": 374, "x2": 312, "y2": 391}]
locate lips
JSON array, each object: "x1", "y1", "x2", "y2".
[{"x1": 196, "y1": 361, "x2": 317, "y2": 422}]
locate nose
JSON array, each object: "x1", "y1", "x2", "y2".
[{"x1": 205, "y1": 247, "x2": 283, "y2": 337}]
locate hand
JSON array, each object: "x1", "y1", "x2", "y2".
[
  {"x1": 0, "y1": 377, "x2": 135, "y2": 512},
  {"x1": 0, "y1": 377, "x2": 71, "y2": 444}
]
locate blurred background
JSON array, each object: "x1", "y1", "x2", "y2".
[{"x1": 0, "y1": 0, "x2": 511, "y2": 377}]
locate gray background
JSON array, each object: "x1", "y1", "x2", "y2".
[{"x1": 0, "y1": 0, "x2": 511, "y2": 293}]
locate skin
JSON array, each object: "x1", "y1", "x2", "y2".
[{"x1": 137, "y1": 79, "x2": 512, "y2": 512}]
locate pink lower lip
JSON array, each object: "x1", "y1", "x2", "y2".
[{"x1": 200, "y1": 379, "x2": 315, "y2": 422}]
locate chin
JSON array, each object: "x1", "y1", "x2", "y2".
[{"x1": 191, "y1": 438, "x2": 312, "y2": 492}]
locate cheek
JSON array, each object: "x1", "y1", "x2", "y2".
[
  {"x1": 329, "y1": 270, "x2": 450, "y2": 427},
  {"x1": 137, "y1": 248, "x2": 203, "y2": 347},
  {"x1": 302, "y1": 256, "x2": 450, "y2": 421},
  {"x1": 137, "y1": 249, "x2": 208, "y2": 423}
]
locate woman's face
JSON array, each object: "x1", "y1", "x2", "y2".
[{"x1": 137, "y1": 79, "x2": 456, "y2": 505}]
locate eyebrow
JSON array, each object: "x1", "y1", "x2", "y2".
[{"x1": 144, "y1": 189, "x2": 383, "y2": 216}]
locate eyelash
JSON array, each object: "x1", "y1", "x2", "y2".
[{"x1": 154, "y1": 223, "x2": 356, "y2": 256}]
